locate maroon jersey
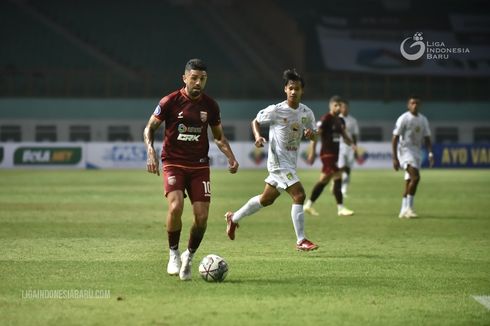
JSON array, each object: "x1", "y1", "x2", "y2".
[
  {"x1": 319, "y1": 112, "x2": 345, "y2": 156},
  {"x1": 153, "y1": 88, "x2": 221, "y2": 167}
]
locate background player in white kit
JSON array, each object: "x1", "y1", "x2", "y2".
[
  {"x1": 225, "y1": 69, "x2": 319, "y2": 251},
  {"x1": 338, "y1": 99, "x2": 359, "y2": 197},
  {"x1": 392, "y1": 95, "x2": 434, "y2": 219}
]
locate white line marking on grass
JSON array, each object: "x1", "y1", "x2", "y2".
[{"x1": 473, "y1": 296, "x2": 490, "y2": 310}]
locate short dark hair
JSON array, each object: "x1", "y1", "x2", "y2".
[
  {"x1": 185, "y1": 58, "x2": 207, "y2": 72},
  {"x1": 407, "y1": 94, "x2": 421, "y2": 101},
  {"x1": 329, "y1": 95, "x2": 343, "y2": 104},
  {"x1": 283, "y1": 69, "x2": 305, "y2": 88}
]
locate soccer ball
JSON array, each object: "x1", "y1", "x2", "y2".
[{"x1": 198, "y1": 254, "x2": 229, "y2": 282}]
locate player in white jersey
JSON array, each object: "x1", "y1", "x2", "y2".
[
  {"x1": 338, "y1": 99, "x2": 359, "y2": 196},
  {"x1": 225, "y1": 69, "x2": 319, "y2": 251},
  {"x1": 392, "y1": 95, "x2": 434, "y2": 219}
]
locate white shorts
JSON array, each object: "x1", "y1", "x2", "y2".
[
  {"x1": 338, "y1": 147, "x2": 355, "y2": 168},
  {"x1": 399, "y1": 149, "x2": 421, "y2": 180},
  {"x1": 264, "y1": 169, "x2": 300, "y2": 191}
]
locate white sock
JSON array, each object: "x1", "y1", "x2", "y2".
[
  {"x1": 337, "y1": 204, "x2": 345, "y2": 211},
  {"x1": 232, "y1": 195, "x2": 263, "y2": 223},
  {"x1": 291, "y1": 204, "x2": 305, "y2": 243},
  {"x1": 400, "y1": 197, "x2": 407, "y2": 213},
  {"x1": 407, "y1": 195, "x2": 414, "y2": 209},
  {"x1": 304, "y1": 199, "x2": 313, "y2": 209},
  {"x1": 170, "y1": 249, "x2": 180, "y2": 256},
  {"x1": 342, "y1": 172, "x2": 349, "y2": 194}
]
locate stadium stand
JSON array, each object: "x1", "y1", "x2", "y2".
[{"x1": 0, "y1": 0, "x2": 488, "y2": 100}]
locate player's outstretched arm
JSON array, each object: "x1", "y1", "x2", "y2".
[
  {"x1": 211, "y1": 124, "x2": 239, "y2": 174},
  {"x1": 391, "y1": 135, "x2": 400, "y2": 171},
  {"x1": 143, "y1": 115, "x2": 163, "y2": 176}
]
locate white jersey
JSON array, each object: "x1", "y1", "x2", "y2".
[
  {"x1": 256, "y1": 101, "x2": 316, "y2": 172},
  {"x1": 393, "y1": 111, "x2": 431, "y2": 153},
  {"x1": 339, "y1": 114, "x2": 359, "y2": 151}
]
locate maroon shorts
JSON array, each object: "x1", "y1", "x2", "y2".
[
  {"x1": 321, "y1": 154, "x2": 339, "y2": 175},
  {"x1": 162, "y1": 164, "x2": 211, "y2": 203}
]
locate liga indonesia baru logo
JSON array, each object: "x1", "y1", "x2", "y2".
[
  {"x1": 400, "y1": 32, "x2": 470, "y2": 61},
  {"x1": 400, "y1": 32, "x2": 426, "y2": 60}
]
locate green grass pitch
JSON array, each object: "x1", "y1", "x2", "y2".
[{"x1": 0, "y1": 169, "x2": 489, "y2": 325}]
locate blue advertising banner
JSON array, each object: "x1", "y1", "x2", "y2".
[{"x1": 422, "y1": 144, "x2": 490, "y2": 168}]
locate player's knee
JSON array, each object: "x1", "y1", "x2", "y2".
[
  {"x1": 168, "y1": 201, "x2": 184, "y2": 216},
  {"x1": 194, "y1": 216, "x2": 208, "y2": 228},
  {"x1": 260, "y1": 196, "x2": 275, "y2": 207},
  {"x1": 292, "y1": 192, "x2": 306, "y2": 204},
  {"x1": 412, "y1": 173, "x2": 420, "y2": 183}
]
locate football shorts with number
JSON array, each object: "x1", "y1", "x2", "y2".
[{"x1": 163, "y1": 165, "x2": 211, "y2": 202}]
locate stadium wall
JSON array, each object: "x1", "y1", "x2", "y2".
[{"x1": 0, "y1": 98, "x2": 489, "y2": 143}]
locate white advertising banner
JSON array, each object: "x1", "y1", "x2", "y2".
[
  {"x1": 209, "y1": 141, "x2": 392, "y2": 170},
  {"x1": 0, "y1": 142, "x2": 393, "y2": 170}
]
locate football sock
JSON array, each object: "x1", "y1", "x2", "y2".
[
  {"x1": 188, "y1": 224, "x2": 206, "y2": 254},
  {"x1": 232, "y1": 195, "x2": 262, "y2": 223},
  {"x1": 407, "y1": 195, "x2": 414, "y2": 209},
  {"x1": 342, "y1": 172, "x2": 349, "y2": 194},
  {"x1": 304, "y1": 199, "x2": 313, "y2": 209},
  {"x1": 333, "y1": 179, "x2": 343, "y2": 204},
  {"x1": 168, "y1": 229, "x2": 181, "y2": 250},
  {"x1": 310, "y1": 182, "x2": 327, "y2": 202},
  {"x1": 337, "y1": 204, "x2": 345, "y2": 211},
  {"x1": 400, "y1": 197, "x2": 407, "y2": 213},
  {"x1": 291, "y1": 204, "x2": 305, "y2": 243}
]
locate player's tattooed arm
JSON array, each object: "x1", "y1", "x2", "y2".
[
  {"x1": 144, "y1": 115, "x2": 163, "y2": 176},
  {"x1": 211, "y1": 124, "x2": 239, "y2": 174}
]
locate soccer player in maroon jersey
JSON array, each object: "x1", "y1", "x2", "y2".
[
  {"x1": 304, "y1": 95, "x2": 356, "y2": 217},
  {"x1": 144, "y1": 59, "x2": 239, "y2": 281}
]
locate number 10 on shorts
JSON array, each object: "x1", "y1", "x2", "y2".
[{"x1": 202, "y1": 181, "x2": 211, "y2": 196}]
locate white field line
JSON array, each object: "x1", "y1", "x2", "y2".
[{"x1": 472, "y1": 296, "x2": 490, "y2": 310}]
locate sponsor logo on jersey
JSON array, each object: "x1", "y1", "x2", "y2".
[
  {"x1": 178, "y1": 111, "x2": 183, "y2": 119},
  {"x1": 200, "y1": 111, "x2": 207, "y2": 123},
  {"x1": 178, "y1": 124, "x2": 202, "y2": 134},
  {"x1": 301, "y1": 117, "x2": 307, "y2": 124},
  {"x1": 177, "y1": 134, "x2": 200, "y2": 142}
]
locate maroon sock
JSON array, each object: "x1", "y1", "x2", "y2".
[
  {"x1": 187, "y1": 225, "x2": 206, "y2": 254},
  {"x1": 167, "y1": 230, "x2": 181, "y2": 251},
  {"x1": 310, "y1": 182, "x2": 327, "y2": 202},
  {"x1": 333, "y1": 179, "x2": 343, "y2": 205}
]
